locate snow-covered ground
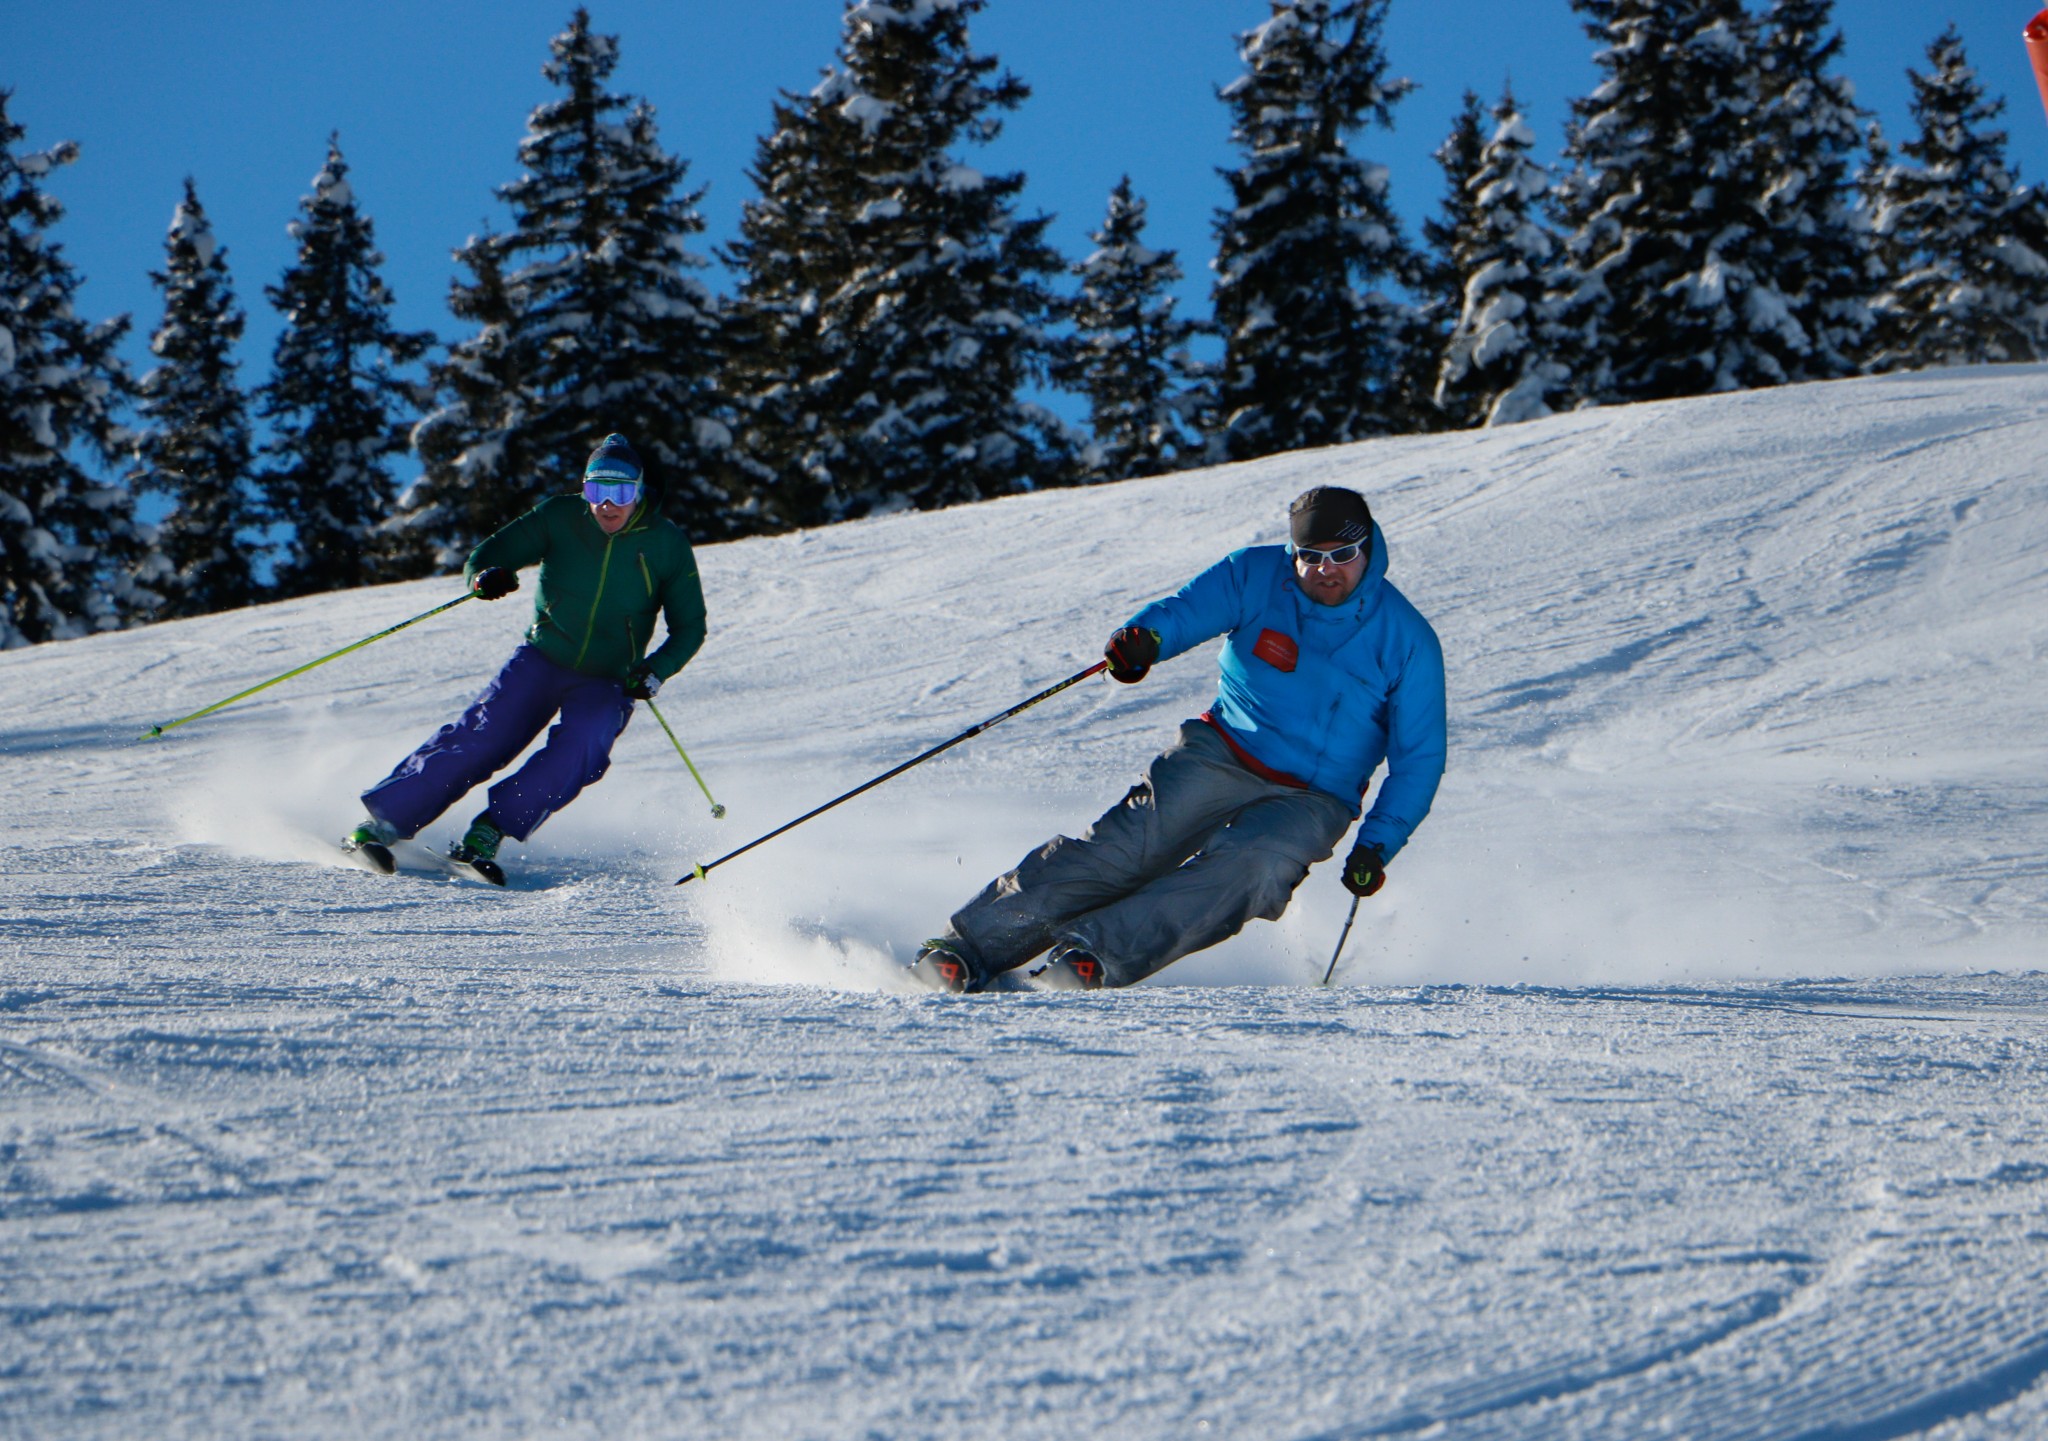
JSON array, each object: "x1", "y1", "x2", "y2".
[{"x1": 5, "y1": 366, "x2": 2048, "y2": 1438}]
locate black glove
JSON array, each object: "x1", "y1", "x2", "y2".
[
  {"x1": 471, "y1": 566, "x2": 518, "y2": 601},
  {"x1": 1105, "y1": 625, "x2": 1160, "y2": 684},
  {"x1": 624, "y1": 665, "x2": 662, "y2": 701},
  {"x1": 1341, "y1": 843, "x2": 1387, "y2": 898}
]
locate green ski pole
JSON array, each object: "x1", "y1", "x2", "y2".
[
  {"x1": 644, "y1": 696, "x2": 726, "y2": 819},
  {"x1": 142, "y1": 592, "x2": 474, "y2": 740}
]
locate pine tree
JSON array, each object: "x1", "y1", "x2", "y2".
[
  {"x1": 1555, "y1": 0, "x2": 1801, "y2": 403},
  {"x1": 397, "y1": 10, "x2": 735, "y2": 555},
  {"x1": 2006, "y1": 182, "x2": 2048, "y2": 359},
  {"x1": 1059, "y1": 177, "x2": 1204, "y2": 481},
  {"x1": 1863, "y1": 27, "x2": 2048, "y2": 370},
  {"x1": 1854, "y1": 116, "x2": 1896, "y2": 320},
  {"x1": 740, "y1": 0, "x2": 1069, "y2": 523},
  {"x1": 1435, "y1": 86, "x2": 1572, "y2": 427},
  {"x1": 0, "y1": 93, "x2": 155, "y2": 648},
  {"x1": 847, "y1": 0, "x2": 1069, "y2": 513},
  {"x1": 1416, "y1": 91, "x2": 1489, "y2": 429},
  {"x1": 400, "y1": 235, "x2": 540, "y2": 573},
  {"x1": 1751, "y1": 0, "x2": 1873, "y2": 381},
  {"x1": 259, "y1": 140, "x2": 431, "y2": 597},
  {"x1": 721, "y1": 84, "x2": 865, "y2": 529},
  {"x1": 1211, "y1": 0, "x2": 1418, "y2": 461},
  {"x1": 132, "y1": 180, "x2": 262, "y2": 617}
]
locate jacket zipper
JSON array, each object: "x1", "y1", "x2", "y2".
[{"x1": 573, "y1": 533, "x2": 617, "y2": 672}]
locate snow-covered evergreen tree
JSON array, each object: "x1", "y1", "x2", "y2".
[
  {"x1": 0, "y1": 93, "x2": 155, "y2": 648},
  {"x1": 1863, "y1": 28, "x2": 2048, "y2": 370},
  {"x1": 1415, "y1": 91, "x2": 1489, "y2": 429},
  {"x1": 1058, "y1": 177, "x2": 1204, "y2": 481},
  {"x1": 259, "y1": 140, "x2": 430, "y2": 598},
  {"x1": 398, "y1": 235, "x2": 533, "y2": 574},
  {"x1": 1749, "y1": 0, "x2": 1873, "y2": 381},
  {"x1": 1554, "y1": 0, "x2": 1802, "y2": 403},
  {"x1": 721, "y1": 83, "x2": 864, "y2": 529},
  {"x1": 729, "y1": 0, "x2": 1069, "y2": 524},
  {"x1": 1854, "y1": 116, "x2": 1896, "y2": 325},
  {"x1": 397, "y1": 10, "x2": 736, "y2": 555},
  {"x1": 1435, "y1": 86, "x2": 1572, "y2": 427},
  {"x1": 132, "y1": 180, "x2": 262, "y2": 617},
  {"x1": 2006, "y1": 182, "x2": 2048, "y2": 358},
  {"x1": 1210, "y1": 0, "x2": 1418, "y2": 461}
]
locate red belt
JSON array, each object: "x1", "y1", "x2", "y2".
[{"x1": 1198, "y1": 712, "x2": 1309, "y2": 790}]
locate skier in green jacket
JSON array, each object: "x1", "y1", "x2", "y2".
[{"x1": 343, "y1": 434, "x2": 707, "y2": 881}]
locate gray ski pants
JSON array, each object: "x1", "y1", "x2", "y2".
[{"x1": 943, "y1": 720, "x2": 1356, "y2": 987}]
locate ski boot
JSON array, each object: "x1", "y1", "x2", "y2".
[
  {"x1": 909, "y1": 938, "x2": 981, "y2": 993},
  {"x1": 1032, "y1": 946, "x2": 1106, "y2": 991},
  {"x1": 342, "y1": 818, "x2": 398, "y2": 875},
  {"x1": 447, "y1": 814, "x2": 507, "y2": 887}
]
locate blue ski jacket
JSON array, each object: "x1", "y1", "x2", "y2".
[{"x1": 1126, "y1": 530, "x2": 1446, "y2": 861}]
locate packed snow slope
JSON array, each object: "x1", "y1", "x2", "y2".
[{"x1": 5, "y1": 366, "x2": 2048, "y2": 1439}]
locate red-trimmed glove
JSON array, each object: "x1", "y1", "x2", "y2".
[
  {"x1": 1341, "y1": 843, "x2": 1387, "y2": 898},
  {"x1": 1105, "y1": 626, "x2": 1160, "y2": 684},
  {"x1": 471, "y1": 566, "x2": 518, "y2": 601}
]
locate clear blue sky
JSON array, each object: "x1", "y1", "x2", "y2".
[{"x1": 10, "y1": 0, "x2": 2045, "y2": 411}]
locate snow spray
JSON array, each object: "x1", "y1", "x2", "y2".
[{"x1": 2028, "y1": 11, "x2": 2048, "y2": 126}]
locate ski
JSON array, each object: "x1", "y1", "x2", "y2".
[
  {"x1": 904, "y1": 944, "x2": 1056, "y2": 994},
  {"x1": 443, "y1": 850, "x2": 507, "y2": 887},
  {"x1": 339, "y1": 839, "x2": 396, "y2": 875},
  {"x1": 338, "y1": 834, "x2": 506, "y2": 887}
]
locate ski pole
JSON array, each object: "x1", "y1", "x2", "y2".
[
  {"x1": 1321, "y1": 894, "x2": 1361, "y2": 986},
  {"x1": 676, "y1": 659, "x2": 1109, "y2": 886},
  {"x1": 644, "y1": 696, "x2": 726, "y2": 819},
  {"x1": 141, "y1": 592, "x2": 474, "y2": 740}
]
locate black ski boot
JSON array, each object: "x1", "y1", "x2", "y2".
[{"x1": 447, "y1": 813, "x2": 507, "y2": 887}]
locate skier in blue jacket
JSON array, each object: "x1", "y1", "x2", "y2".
[{"x1": 915, "y1": 485, "x2": 1446, "y2": 991}]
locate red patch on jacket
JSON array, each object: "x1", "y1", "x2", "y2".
[{"x1": 1252, "y1": 628, "x2": 1299, "y2": 672}]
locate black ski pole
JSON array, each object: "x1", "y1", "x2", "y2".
[
  {"x1": 1321, "y1": 894, "x2": 1361, "y2": 986},
  {"x1": 676, "y1": 659, "x2": 1108, "y2": 886},
  {"x1": 142, "y1": 592, "x2": 474, "y2": 740}
]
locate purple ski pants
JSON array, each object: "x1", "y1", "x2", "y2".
[{"x1": 362, "y1": 644, "x2": 634, "y2": 843}]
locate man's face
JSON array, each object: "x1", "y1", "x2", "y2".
[
  {"x1": 1293, "y1": 536, "x2": 1368, "y2": 606},
  {"x1": 590, "y1": 497, "x2": 636, "y2": 535}
]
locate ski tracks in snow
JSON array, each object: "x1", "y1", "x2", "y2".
[{"x1": 15, "y1": 975, "x2": 2048, "y2": 1437}]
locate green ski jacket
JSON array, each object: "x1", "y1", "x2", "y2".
[{"x1": 464, "y1": 495, "x2": 707, "y2": 682}]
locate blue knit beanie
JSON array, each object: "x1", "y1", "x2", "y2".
[{"x1": 585, "y1": 434, "x2": 643, "y2": 485}]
